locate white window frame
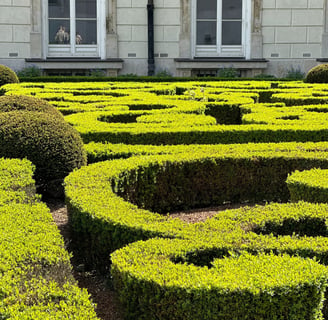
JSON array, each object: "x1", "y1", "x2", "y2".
[
  {"x1": 43, "y1": 0, "x2": 106, "y2": 58},
  {"x1": 192, "y1": 0, "x2": 251, "y2": 58}
]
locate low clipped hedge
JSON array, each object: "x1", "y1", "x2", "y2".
[
  {"x1": 287, "y1": 168, "x2": 328, "y2": 203},
  {"x1": 65, "y1": 110, "x2": 328, "y2": 145},
  {"x1": 65, "y1": 148, "x2": 328, "y2": 319},
  {"x1": 112, "y1": 239, "x2": 328, "y2": 320},
  {"x1": 0, "y1": 158, "x2": 37, "y2": 205},
  {"x1": 0, "y1": 158, "x2": 98, "y2": 319},
  {"x1": 5, "y1": 80, "x2": 328, "y2": 145},
  {"x1": 0, "y1": 111, "x2": 86, "y2": 195},
  {"x1": 65, "y1": 142, "x2": 328, "y2": 267}
]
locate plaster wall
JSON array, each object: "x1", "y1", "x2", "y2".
[
  {"x1": 0, "y1": 0, "x2": 31, "y2": 70},
  {"x1": 116, "y1": 0, "x2": 180, "y2": 75},
  {"x1": 262, "y1": 0, "x2": 324, "y2": 76},
  {"x1": 3, "y1": 0, "x2": 328, "y2": 77}
]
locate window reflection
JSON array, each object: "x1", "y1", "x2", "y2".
[
  {"x1": 49, "y1": 0, "x2": 70, "y2": 18},
  {"x1": 48, "y1": 0, "x2": 97, "y2": 46},
  {"x1": 76, "y1": 20, "x2": 97, "y2": 45},
  {"x1": 196, "y1": 0, "x2": 243, "y2": 48},
  {"x1": 222, "y1": 21, "x2": 242, "y2": 45},
  {"x1": 76, "y1": 0, "x2": 96, "y2": 18},
  {"x1": 197, "y1": 0, "x2": 217, "y2": 20},
  {"x1": 196, "y1": 0, "x2": 217, "y2": 45},
  {"x1": 222, "y1": 0, "x2": 242, "y2": 19},
  {"x1": 49, "y1": 20, "x2": 70, "y2": 44},
  {"x1": 197, "y1": 21, "x2": 217, "y2": 45}
]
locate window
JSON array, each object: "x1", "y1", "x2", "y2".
[
  {"x1": 46, "y1": 0, "x2": 104, "y2": 57},
  {"x1": 193, "y1": 0, "x2": 250, "y2": 58}
]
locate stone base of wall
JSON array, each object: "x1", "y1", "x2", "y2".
[
  {"x1": 264, "y1": 59, "x2": 320, "y2": 78},
  {"x1": 25, "y1": 58, "x2": 123, "y2": 76},
  {"x1": 174, "y1": 58, "x2": 268, "y2": 77}
]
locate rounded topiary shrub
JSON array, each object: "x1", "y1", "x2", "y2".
[
  {"x1": 0, "y1": 65, "x2": 19, "y2": 87},
  {"x1": 0, "y1": 111, "x2": 87, "y2": 196},
  {"x1": 305, "y1": 64, "x2": 328, "y2": 83},
  {"x1": 0, "y1": 95, "x2": 63, "y2": 119}
]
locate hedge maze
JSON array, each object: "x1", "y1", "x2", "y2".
[{"x1": 4, "y1": 80, "x2": 328, "y2": 319}]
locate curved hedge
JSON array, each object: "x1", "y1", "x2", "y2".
[
  {"x1": 65, "y1": 148, "x2": 328, "y2": 319},
  {"x1": 8, "y1": 79, "x2": 328, "y2": 318},
  {"x1": 65, "y1": 143, "x2": 328, "y2": 262},
  {"x1": 287, "y1": 168, "x2": 328, "y2": 203},
  {"x1": 111, "y1": 239, "x2": 328, "y2": 320}
]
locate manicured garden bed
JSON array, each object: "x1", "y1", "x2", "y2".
[{"x1": 4, "y1": 79, "x2": 328, "y2": 319}]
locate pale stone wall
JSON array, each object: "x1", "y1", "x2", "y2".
[
  {"x1": 2, "y1": 0, "x2": 328, "y2": 77},
  {"x1": 116, "y1": 0, "x2": 180, "y2": 75},
  {"x1": 0, "y1": 0, "x2": 31, "y2": 70},
  {"x1": 262, "y1": 0, "x2": 324, "y2": 77}
]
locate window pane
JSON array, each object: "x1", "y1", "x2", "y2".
[
  {"x1": 197, "y1": 21, "x2": 217, "y2": 45},
  {"x1": 222, "y1": 0, "x2": 242, "y2": 19},
  {"x1": 49, "y1": 20, "x2": 70, "y2": 44},
  {"x1": 222, "y1": 21, "x2": 242, "y2": 45},
  {"x1": 76, "y1": 20, "x2": 97, "y2": 44},
  {"x1": 48, "y1": 0, "x2": 70, "y2": 18},
  {"x1": 197, "y1": 0, "x2": 217, "y2": 19},
  {"x1": 76, "y1": 0, "x2": 97, "y2": 18}
]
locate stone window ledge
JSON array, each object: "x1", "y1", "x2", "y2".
[
  {"x1": 175, "y1": 58, "x2": 268, "y2": 77},
  {"x1": 25, "y1": 58, "x2": 124, "y2": 76}
]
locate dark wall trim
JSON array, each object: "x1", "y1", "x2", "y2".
[
  {"x1": 147, "y1": 0, "x2": 155, "y2": 76},
  {"x1": 26, "y1": 58, "x2": 123, "y2": 63}
]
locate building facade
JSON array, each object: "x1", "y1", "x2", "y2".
[{"x1": 1, "y1": 0, "x2": 328, "y2": 77}]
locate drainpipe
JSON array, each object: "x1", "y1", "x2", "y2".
[{"x1": 147, "y1": 0, "x2": 155, "y2": 76}]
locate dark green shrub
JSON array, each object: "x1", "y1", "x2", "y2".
[
  {"x1": 305, "y1": 64, "x2": 328, "y2": 83},
  {"x1": 0, "y1": 111, "x2": 87, "y2": 196},
  {"x1": 0, "y1": 95, "x2": 63, "y2": 119},
  {"x1": 16, "y1": 65, "x2": 42, "y2": 78},
  {"x1": 285, "y1": 66, "x2": 305, "y2": 80},
  {"x1": 0, "y1": 64, "x2": 19, "y2": 87}
]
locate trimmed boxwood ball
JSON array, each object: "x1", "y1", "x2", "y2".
[
  {"x1": 305, "y1": 64, "x2": 328, "y2": 83},
  {"x1": 0, "y1": 64, "x2": 19, "y2": 87},
  {"x1": 0, "y1": 111, "x2": 87, "y2": 196},
  {"x1": 0, "y1": 95, "x2": 63, "y2": 119}
]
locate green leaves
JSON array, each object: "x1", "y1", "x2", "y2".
[{"x1": 0, "y1": 158, "x2": 98, "y2": 319}]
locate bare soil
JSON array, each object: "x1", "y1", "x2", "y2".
[{"x1": 46, "y1": 197, "x2": 124, "y2": 320}]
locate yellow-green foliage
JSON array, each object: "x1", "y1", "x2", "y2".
[
  {"x1": 9, "y1": 79, "x2": 328, "y2": 318},
  {"x1": 5, "y1": 81, "x2": 328, "y2": 145},
  {"x1": 65, "y1": 149, "x2": 328, "y2": 319},
  {"x1": 0, "y1": 158, "x2": 98, "y2": 319},
  {"x1": 287, "y1": 168, "x2": 328, "y2": 203},
  {"x1": 112, "y1": 239, "x2": 328, "y2": 320}
]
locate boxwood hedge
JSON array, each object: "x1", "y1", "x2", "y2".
[
  {"x1": 287, "y1": 168, "x2": 328, "y2": 203},
  {"x1": 0, "y1": 158, "x2": 98, "y2": 319},
  {"x1": 65, "y1": 148, "x2": 328, "y2": 319},
  {"x1": 7, "y1": 79, "x2": 328, "y2": 318}
]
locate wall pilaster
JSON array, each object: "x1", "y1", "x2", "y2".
[
  {"x1": 251, "y1": 0, "x2": 263, "y2": 59},
  {"x1": 30, "y1": 0, "x2": 42, "y2": 58},
  {"x1": 179, "y1": 0, "x2": 191, "y2": 58},
  {"x1": 106, "y1": 0, "x2": 118, "y2": 58},
  {"x1": 322, "y1": 0, "x2": 328, "y2": 57}
]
